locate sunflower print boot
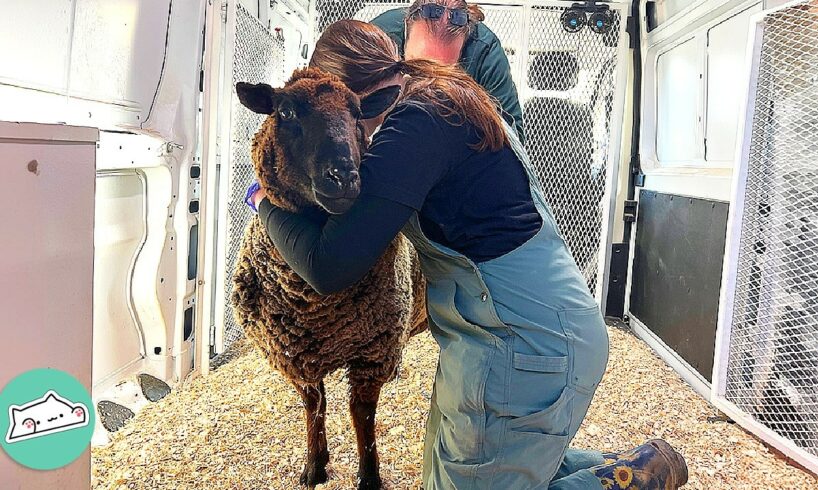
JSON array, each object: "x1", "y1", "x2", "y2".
[{"x1": 592, "y1": 439, "x2": 689, "y2": 489}]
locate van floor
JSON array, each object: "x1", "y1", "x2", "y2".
[{"x1": 92, "y1": 327, "x2": 818, "y2": 489}]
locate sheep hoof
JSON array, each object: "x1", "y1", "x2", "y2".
[
  {"x1": 356, "y1": 474, "x2": 382, "y2": 490},
  {"x1": 299, "y1": 461, "x2": 329, "y2": 487}
]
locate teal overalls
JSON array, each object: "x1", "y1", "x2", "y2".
[{"x1": 401, "y1": 125, "x2": 610, "y2": 489}]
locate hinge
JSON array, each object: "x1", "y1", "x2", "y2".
[
  {"x1": 631, "y1": 155, "x2": 645, "y2": 187},
  {"x1": 624, "y1": 200, "x2": 638, "y2": 223},
  {"x1": 627, "y1": 15, "x2": 638, "y2": 49},
  {"x1": 209, "y1": 324, "x2": 216, "y2": 346},
  {"x1": 633, "y1": 170, "x2": 645, "y2": 188},
  {"x1": 220, "y1": 1, "x2": 228, "y2": 23}
]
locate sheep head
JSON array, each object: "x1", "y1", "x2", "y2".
[{"x1": 236, "y1": 68, "x2": 401, "y2": 215}]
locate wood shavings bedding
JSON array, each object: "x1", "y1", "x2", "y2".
[{"x1": 92, "y1": 327, "x2": 818, "y2": 489}]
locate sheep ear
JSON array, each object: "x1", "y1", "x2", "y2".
[
  {"x1": 236, "y1": 82, "x2": 277, "y2": 114},
  {"x1": 360, "y1": 85, "x2": 401, "y2": 119}
]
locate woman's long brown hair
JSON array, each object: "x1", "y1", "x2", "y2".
[{"x1": 310, "y1": 20, "x2": 508, "y2": 152}]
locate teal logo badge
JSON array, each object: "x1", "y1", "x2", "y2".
[{"x1": 0, "y1": 368, "x2": 95, "y2": 470}]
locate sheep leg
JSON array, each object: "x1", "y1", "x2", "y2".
[
  {"x1": 349, "y1": 376, "x2": 383, "y2": 490},
  {"x1": 294, "y1": 381, "x2": 329, "y2": 488}
]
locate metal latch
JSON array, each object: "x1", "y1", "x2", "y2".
[
  {"x1": 624, "y1": 200, "x2": 638, "y2": 223},
  {"x1": 631, "y1": 155, "x2": 645, "y2": 188}
]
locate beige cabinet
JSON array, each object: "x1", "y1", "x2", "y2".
[{"x1": 0, "y1": 121, "x2": 98, "y2": 488}]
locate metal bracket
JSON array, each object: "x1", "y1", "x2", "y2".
[
  {"x1": 220, "y1": 1, "x2": 228, "y2": 24},
  {"x1": 624, "y1": 199, "x2": 638, "y2": 223},
  {"x1": 626, "y1": 14, "x2": 638, "y2": 49},
  {"x1": 570, "y1": 1, "x2": 611, "y2": 13},
  {"x1": 165, "y1": 141, "x2": 185, "y2": 154},
  {"x1": 631, "y1": 154, "x2": 645, "y2": 188},
  {"x1": 633, "y1": 170, "x2": 645, "y2": 188}
]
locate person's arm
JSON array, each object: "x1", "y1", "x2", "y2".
[
  {"x1": 257, "y1": 195, "x2": 414, "y2": 295},
  {"x1": 478, "y1": 38, "x2": 525, "y2": 143},
  {"x1": 256, "y1": 102, "x2": 453, "y2": 295}
]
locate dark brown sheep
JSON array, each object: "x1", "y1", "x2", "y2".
[{"x1": 231, "y1": 68, "x2": 426, "y2": 490}]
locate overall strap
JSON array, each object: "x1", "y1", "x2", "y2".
[
  {"x1": 402, "y1": 122, "x2": 553, "y2": 268},
  {"x1": 502, "y1": 120, "x2": 550, "y2": 214}
]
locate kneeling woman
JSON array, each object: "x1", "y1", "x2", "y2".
[{"x1": 249, "y1": 19, "x2": 688, "y2": 490}]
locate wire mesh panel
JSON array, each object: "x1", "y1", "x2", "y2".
[
  {"x1": 352, "y1": 2, "x2": 409, "y2": 24},
  {"x1": 522, "y1": 4, "x2": 622, "y2": 296},
  {"x1": 311, "y1": 1, "x2": 629, "y2": 302},
  {"x1": 315, "y1": 0, "x2": 407, "y2": 34},
  {"x1": 717, "y1": 1, "x2": 818, "y2": 468},
  {"x1": 222, "y1": 3, "x2": 287, "y2": 349}
]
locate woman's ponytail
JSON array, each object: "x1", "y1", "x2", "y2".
[
  {"x1": 391, "y1": 59, "x2": 406, "y2": 75},
  {"x1": 311, "y1": 20, "x2": 509, "y2": 152},
  {"x1": 399, "y1": 59, "x2": 508, "y2": 152}
]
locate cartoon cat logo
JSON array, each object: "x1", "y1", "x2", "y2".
[{"x1": 5, "y1": 390, "x2": 89, "y2": 443}]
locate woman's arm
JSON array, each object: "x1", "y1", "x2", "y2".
[{"x1": 257, "y1": 195, "x2": 414, "y2": 295}]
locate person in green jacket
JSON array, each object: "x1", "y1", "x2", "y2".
[{"x1": 371, "y1": 0, "x2": 525, "y2": 142}]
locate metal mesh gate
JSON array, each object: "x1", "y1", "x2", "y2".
[
  {"x1": 316, "y1": 0, "x2": 406, "y2": 33},
  {"x1": 715, "y1": 0, "x2": 818, "y2": 472},
  {"x1": 523, "y1": 5, "x2": 622, "y2": 294},
  {"x1": 222, "y1": 3, "x2": 287, "y2": 349},
  {"x1": 312, "y1": 0, "x2": 629, "y2": 302}
]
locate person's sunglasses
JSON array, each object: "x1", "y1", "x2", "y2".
[{"x1": 412, "y1": 3, "x2": 469, "y2": 27}]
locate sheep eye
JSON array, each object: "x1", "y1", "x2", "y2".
[{"x1": 279, "y1": 107, "x2": 296, "y2": 121}]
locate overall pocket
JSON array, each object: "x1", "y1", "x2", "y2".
[
  {"x1": 507, "y1": 385, "x2": 574, "y2": 435},
  {"x1": 558, "y1": 306, "x2": 609, "y2": 395},
  {"x1": 485, "y1": 387, "x2": 576, "y2": 489},
  {"x1": 507, "y1": 352, "x2": 570, "y2": 419}
]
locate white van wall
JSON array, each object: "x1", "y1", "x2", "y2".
[{"x1": 0, "y1": 0, "x2": 207, "y2": 401}]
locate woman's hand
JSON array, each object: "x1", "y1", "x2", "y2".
[
  {"x1": 251, "y1": 187, "x2": 265, "y2": 210},
  {"x1": 244, "y1": 181, "x2": 266, "y2": 213}
]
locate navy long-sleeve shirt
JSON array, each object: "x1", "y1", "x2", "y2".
[{"x1": 259, "y1": 101, "x2": 541, "y2": 294}]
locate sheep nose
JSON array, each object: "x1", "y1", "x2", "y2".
[{"x1": 326, "y1": 167, "x2": 360, "y2": 188}]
